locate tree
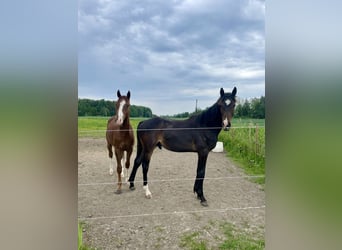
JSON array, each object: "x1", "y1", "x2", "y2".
[
  {"x1": 78, "y1": 98, "x2": 153, "y2": 117},
  {"x1": 250, "y1": 96, "x2": 265, "y2": 119},
  {"x1": 241, "y1": 100, "x2": 251, "y2": 118}
]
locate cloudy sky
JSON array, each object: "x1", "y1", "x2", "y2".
[{"x1": 79, "y1": 0, "x2": 265, "y2": 115}]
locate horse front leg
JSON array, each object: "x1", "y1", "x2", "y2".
[
  {"x1": 120, "y1": 151, "x2": 126, "y2": 179},
  {"x1": 194, "y1": 152, "x2": 209, "y2": 206},
  {"x1": 114, "y1": 149, "x2": 124, "y2": 194},
  {"x1": 124, "y1": 147, "x2": 133, "y2": 183},
  {"x1": 107, "y1": 143, "x2": 114, "y2": 175}
]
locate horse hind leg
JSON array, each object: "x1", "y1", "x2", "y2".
[
  {"x1": 194, "y1": 152, "x2": 209, "y2": 206},
  {"x1": 107, "y1": 143, "x2": 114, "y2": 176},
  {"x1": 143, "y1": 184, "x2": 152, "y2": 199},
  {"x1": 128, "y1": 149, "x2": 143, "y2": 190},
  {"x1": 142, "y1": 154, "x2": 152, "y2": 199}
]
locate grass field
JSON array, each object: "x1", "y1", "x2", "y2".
[
  {"x1": 219, "y1": 118, "x2": 265, "y2": 184},
  {"x1": 78, "y1": 117, "x2": 144, "y2": 138},
  {"x1": 78, "y1": 116, "x2": 265, "y2": 184}
]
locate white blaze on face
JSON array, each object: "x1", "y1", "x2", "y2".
[
  {"x1": 225, "y1": 99, "x2": 231, "y2": 106},
  {"x1": 117, "y1": 100, "x2": 126, "y2": 124},
  {"x1": 223, "y1": 117, "x2": 229, "y2": 127}
]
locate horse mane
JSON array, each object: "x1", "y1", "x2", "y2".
[{"x1": 190, "y1": 101, "x2": 221, "y2": 129}]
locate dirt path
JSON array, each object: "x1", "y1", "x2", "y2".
[{"x1": 78, "y1": 138, "x2": 265, "y2": 249}]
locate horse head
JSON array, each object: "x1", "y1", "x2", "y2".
[
  {"x1": 218, "y1": 87, "x2": 237, "y2": 131},
  {"x1": 115, "y1": 90, "x2": 131, "y2": 126}
]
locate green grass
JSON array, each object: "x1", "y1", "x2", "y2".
[
  {"x1": 232, "y1": 118, "x2": 265, "y2": 127},
  {"x1": 219, "y1": 118, "x2": 265, "y2": 184},
  {"x1": 78, "y1": 222, "x2": 96, "y2": 250},
  {"x1": 179, "y1": 232, "x2": 208, "y2": 250},
  {"x1": 179, "y1": 222, "x2": 264, "y2": 250},
  {"x1": 219, "y1": 223, "x2": 265, "y2": 250},
  {"x1": 78, "y1": 116, "x2": 144, "y2": 138}
]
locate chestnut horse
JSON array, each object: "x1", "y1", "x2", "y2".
[
  {"x1": 128, "y1": 87, "x2": 237, "y2": 206},
  {"x1": 106, "y1": 90, "x2": 134, "y2": 194}
]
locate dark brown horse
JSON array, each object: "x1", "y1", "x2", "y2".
[
  {"x1": 106, "y1": 90, "x2": 134, "y2": 194},
  {"x1": 128, "y1": 87, "x2": 237, "y2": 206}
]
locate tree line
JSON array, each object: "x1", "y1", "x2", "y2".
[
  {"x1": 78, "y1": 96, "x2": 265, "y2": 119},
  {"x1": 78, "y1": 99, "x2": 153, "y2": 117},
  {"x1": 164, "y1": 96, "x2": 265, "y2": 119},
  {"x1": 234, "y1": 96, "x2": 265, "y2": 119}
]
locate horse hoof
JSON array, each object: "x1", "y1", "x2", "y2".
[
  {"x1": 200, "y1": 200, "x2": 208, "y2": 207},
  {"x1": 109, "y1": 169, "x2": 114, "y2": 175},
  {"x1": 129, "y1": 186, "x2": 135, "y2": 191},
  {"x1": 114, "y1": 189, "x2": 122, "y2": 194},
  {"x1": 145, "y1": 194, "x2": 152, "y2": 199}
]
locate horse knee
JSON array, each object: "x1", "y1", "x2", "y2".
[
  {"x1": 108, "y1": 150, "x2": 113, "y2": 158},
  {"x1": 107, "y1": 145, "x2": 113, "y2": 158}
]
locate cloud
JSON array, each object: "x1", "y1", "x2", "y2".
[{"x1": 78, "y1": 0, "x2": 265, "y2": 115}]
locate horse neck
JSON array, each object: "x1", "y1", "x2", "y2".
[
  {"x1": 198, "y1": 103, "x2": 222, "y2": 130},
  {"x1": 121, "y1": 115, "x2": 131, "y2": 129}
]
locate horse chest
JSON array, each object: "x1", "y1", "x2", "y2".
[
  {"x1": 203, "y1": 133, "x2": 218, "y2": 149},
  {"x1": 114, "y1": 139, "x2": 131, "y2": 149}
]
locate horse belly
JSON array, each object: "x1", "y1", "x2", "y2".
[{"x1": 161, "y1": 132, "x2": 196, "y2": 152}]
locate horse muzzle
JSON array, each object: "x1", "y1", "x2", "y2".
[
  {"x1": 115, "y1": 118, "x2": 124, "y2": 125},
  {"x1": 222, "y1": 118, "x2": 231, "y2": 131},
  {"x1": 223, "y1": 125, "x2": 231, "y2": 131}
]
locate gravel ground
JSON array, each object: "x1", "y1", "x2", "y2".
[{"x1": 78, "y1": 138, "x2": 265, "y2": 249}]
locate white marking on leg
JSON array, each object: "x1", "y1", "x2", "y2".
[
  {"x1": 125, "y1": 168, "x2": 129, "y2": 183},
  {"x1": 117, "y1": 100, "x2": 126, "y2": 125},
  {"x1": 109, "y1": 158, "x2": 114, "y2": 175},
  {"x1": 120, "y1": 162, "x2": 124, "y2": 178},
  {"x1": 143, "y1": 184, "x2": 152, "y2": 199},
  {"x1": 121, "y1": 152, "x2": 126, "y2": 178}
]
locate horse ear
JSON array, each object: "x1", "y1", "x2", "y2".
[
  {"x1": 220, "y1": 88, "x2": 224, "y2": 97},
  {"x1": 232, "y1": 87, "x2": 237, "y2": 96},
  {"x1": 117, "y1": 90, "x2": 121, "y2": 98},
  {"x1": 127, "y1": 91, "x2": 131, "y2": 100}
]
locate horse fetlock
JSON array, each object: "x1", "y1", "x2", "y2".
[
  {"x1": 109, "y1": 168, "x2": 114, "y2": 175},
  {"x1": 200, "y1": 200, "x2": 208, "y2": 207},
  {"x1": 129, "y1": 183, "x2": 135, "y2": 190},
  {"x1": 143, "y1": 185, "x2": 152, "y2": 199}
]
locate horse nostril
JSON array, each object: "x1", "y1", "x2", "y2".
[{"x1": 116, "y1": 118, "x2": 123, "y2": 125}]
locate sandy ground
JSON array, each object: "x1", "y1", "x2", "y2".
[{"x1": 78, "y1": 138, "x2": 265, "y2": 249}]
